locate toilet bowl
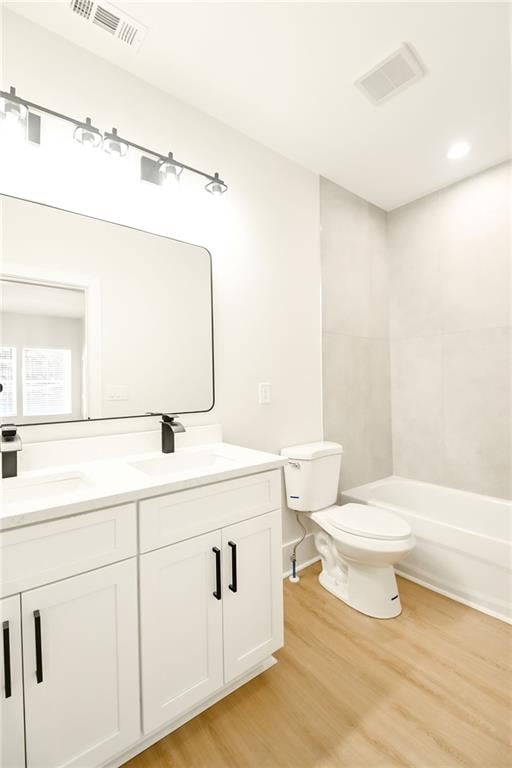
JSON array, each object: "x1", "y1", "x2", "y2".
[{"x1": 281, "y1": 442, "x2": 415, "y2": 619}]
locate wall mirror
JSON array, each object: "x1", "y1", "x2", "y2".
[{"x1": 0, "y1": 195, "x2": 214, "y2": 425}]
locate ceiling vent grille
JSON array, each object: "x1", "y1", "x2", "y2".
[
  {"x1": 356, "y1": 44, "x2": 424, "y2": 104},
  {"x1": 69, "y1": 0, "x2": 146, "y2": 50}
]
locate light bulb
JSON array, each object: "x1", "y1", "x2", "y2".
[
  {"x1": 104, "y1": 127, "x2": 128, "y2": 159},
  {"x1": 205, "y1": 172, "x2": 227, "y2": 195},
  {"x1": 0, "y1": 96, "x2": 28, "y2": 144},
  {"x1": 159, "y1": 153, "x2": 183, "y2": 186},
  {"x1": 73, "y1": 117, "x2": 102, "y2": 150}
]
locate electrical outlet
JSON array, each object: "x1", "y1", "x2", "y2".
[{"x1": 258, "y1": 382, "x2": 271, "y2": 405}]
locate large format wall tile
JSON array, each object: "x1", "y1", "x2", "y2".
[
  {"x1": 388, "y1": 194, "x2": 443, "y2": 339},
  {"x1": 439, "y1": 165, "x2": 510, "y2": 333},
  {"x1": 321, "y1": 178, "x2": 389, "y2": 339},
  {"x1": 388, "y1": 162, "x2": 511, "y2": 499},
  {"x1": 324, "y1": 163, "x2": 510, "y2": 501},
  {"x1": 390, "y1": 335, "x2": 444, "y2": 484},
  {"x1": 442, "y1": 327, "x2": 511, "y2": 498},
  {"x1": 321, "y1": 180, "x2": 370, "y2": 337},
  {"x1": 323, "y1": 333, "x2": 392, "y2": 492},
  {"x1": 368, "y1": 204, "x2": 390, "y2": 338},
  {"x1": 320, "y1": 175, "x2": 392, "y2": 494}
]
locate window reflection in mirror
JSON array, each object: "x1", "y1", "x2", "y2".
[{"x1": 0, "y1": 280, "x2": 86, "y2": 423}]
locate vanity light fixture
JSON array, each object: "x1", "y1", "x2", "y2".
[
  {"x1": 159, "y1": 152, "x2": 183, "y2": 184},
  {"x1": 0, "y1": 85, "x2": 228, "y2": 194},
  {"x1": 73, "y1": 117, "x2": 103, "y2": 149},
  {"x1": 205, "y1": 172, "x2": 228, "y2": 196},
  {"x1": 0, "y1": 86, "x2": 40, "y2": 143},
  {"x1": 103, "y1": 127, "x2": 129, "y2": 158},
  {"x1": 0, "y1": 92, "x2": 28, "y2": 126}
]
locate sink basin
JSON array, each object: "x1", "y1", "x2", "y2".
[
  {"x1": 2, "y1": 471, "x2": 92, "y2": 504},
  {"x1": 129, "y1": 450, "x2": 235, "y2": 478}
]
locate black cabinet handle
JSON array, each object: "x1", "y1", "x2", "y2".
[
  {"x1": 34, "y1": 610, "x2": 43, "y2": 684},
  {"x1": 212, "y1": 547, "x2": 222, "y2": 600},
  {"x1": 228, "y1": 541, "x2": 238, "y2": 593},
  {"x1": 2, "y1": 621, "x2": 11, "y2": 699}
]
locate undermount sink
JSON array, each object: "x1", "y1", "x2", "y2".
[
  {"x1": 129, "y1": 449, "x2": 235, "y2": 478},
  {"x1": 2, "y1": 471, "x2": 92, "y2": 504}
]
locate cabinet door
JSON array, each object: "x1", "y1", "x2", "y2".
[
  {"x1": 222, "y1": 509, "x2": 283, "y2": 683},
  {"x1": 1, "y1": 595, "x2": 25, "y2": 768},
  {"x1": 22, "y1": 559, "x2": 140, "y2": 768},
  {"x1": 140, "y1": 531, "x2": 223, "y2": 734}
]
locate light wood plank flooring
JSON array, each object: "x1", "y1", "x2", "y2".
[{"x1": 126, "y1": 563, "x2": 511, "y2": 768}]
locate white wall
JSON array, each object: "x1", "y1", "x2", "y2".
[
  {"x1": 388, "y1": 162, "x2": 511, "y2": 499},
  {"x1": 0, "y1": 11, "x2": 323, "y2": 546}
]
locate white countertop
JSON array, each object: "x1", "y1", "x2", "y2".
[{"x1": 0, "y1": 441, "x2": 287, "y2": 531}]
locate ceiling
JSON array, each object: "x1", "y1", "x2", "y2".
[{"x1": 6, "y1": 2, "x2": 512, "y2": 210}]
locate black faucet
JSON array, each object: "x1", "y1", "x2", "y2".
[
  {"x1": 160, "y1": 414, "x2": 186, "y2": 454},
  {"x1": 1, "y1": 424, "x2": 22, "y2": 478}
]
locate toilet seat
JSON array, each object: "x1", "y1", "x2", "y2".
[{"x1": 322, "y1": 503, "x2": 411, "y2": 541}]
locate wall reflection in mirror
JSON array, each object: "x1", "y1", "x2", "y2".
[{"x1": 0, "y1": 196, "x2": 214, "y2": 425}]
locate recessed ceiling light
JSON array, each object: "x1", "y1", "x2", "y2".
[{"x1": 447, "y1": 141, "x2": 471, "y2": 160}]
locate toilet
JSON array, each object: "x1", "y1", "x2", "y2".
[{"x1": 281, "y1": 441, "x2": 415, "y2": 619}]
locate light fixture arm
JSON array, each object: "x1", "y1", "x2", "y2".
[{"x1": 0, "y1": 86, "x2": 227, "y2": 188}]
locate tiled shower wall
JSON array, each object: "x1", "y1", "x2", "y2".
[
  {"x1": 320, "y1": 179, "x2": 393, "y2": 492},
  {"x1": 388, "y1": 162, "x2": 511, "y2": 499},
  {"x1": 321, "y1": 161, "x2": 511, "y2": 499}
]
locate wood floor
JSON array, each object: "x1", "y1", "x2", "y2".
[{"x1": 126, "y1": 563, "x2": 512, "y2": 768}]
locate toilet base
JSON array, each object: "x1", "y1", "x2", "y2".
[{"x1": 318, "y1": 562, "x2": 402, "y2": 619}]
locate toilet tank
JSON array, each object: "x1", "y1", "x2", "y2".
[{"x1": 281, "y1": 442, "x2": 343, "y2": 512}]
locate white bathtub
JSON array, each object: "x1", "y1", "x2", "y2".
[{"x1": 342, "y1": 476, "x2": 512, "y2": 623}]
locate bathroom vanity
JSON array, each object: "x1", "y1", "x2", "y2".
[
  {"x1": 0, "y1": 429, "x2": 286, "y2": 768},
  {"x1": 0, "y1": 189, "x2": 286, "y2": 767}
]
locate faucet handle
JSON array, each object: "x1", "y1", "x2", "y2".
[
  {"x1": 161, "y1": 414, "x2": 186, "y2": 433},
  {"x1": 1, "y1": 424, "x2": 18, "y2": 440},
  {"x1": 1, "y1": 424, "x2": 22, "y2": 452}
]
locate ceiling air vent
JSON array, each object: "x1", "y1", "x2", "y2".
[
  {"x1": 356, "y1": 44, "x2": 424, "y2": 104},
  {"x1": 69, "y1": 0, "x2": 146, "y2": 50}
]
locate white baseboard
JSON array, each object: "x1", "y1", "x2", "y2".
[{"x1": 281, "y1": 532, "x2": 318, "y2": 576}]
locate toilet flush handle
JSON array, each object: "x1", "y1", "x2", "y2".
[{"x1": 288, "y1": 461, "x2": 301, "y2": 469}]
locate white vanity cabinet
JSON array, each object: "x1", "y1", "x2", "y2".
[
  {"x1": 22, "y1": 560, "x2": 140, "y2": 768},
  {"x1": 221, "y1": 511, "x2": 283, "y2": 682},
  {"x1": 140, "y1": 530, "x2": 224, "y2": 733},
  {"x1": 139, "y1": 508, "x2": 283, "y2": 736},
  {"x1": 1, "y1": 595, "x2": 25, "y2": 768},
  {"x1": 1, "y1": 465, "x2": 284, "y2": 768},
  {"x1": 0, "y1": 504, "x2": 140, "y2": 768}
]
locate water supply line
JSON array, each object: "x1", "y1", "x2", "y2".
[{"x1": 289, "y1": 512, "x2": 307, "y2": 583}]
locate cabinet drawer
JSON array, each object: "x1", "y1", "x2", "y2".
[
  {"x1": 0, "y1": 504, "x2": 136, "y2": 597},
  {"x1": 139, "y1": 470, "x2": 281, "y2": 553}
]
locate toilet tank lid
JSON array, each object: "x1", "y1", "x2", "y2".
[{"x1": 281, "y1": 441, "x2": 343, "y2": 460}]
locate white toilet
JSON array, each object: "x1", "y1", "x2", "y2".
[{"x1": 281, "y1": 441, "x2": 415, "y2": 619}]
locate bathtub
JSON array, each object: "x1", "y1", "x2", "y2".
[{"x1": 342, "y1": 476, "x2": 512, "y2": 623}]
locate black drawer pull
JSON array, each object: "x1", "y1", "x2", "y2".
[
  {"x1": 212, "y1": 547, "x2": 222, "y2": 600},
  {"x1": 3, "y1": 621, "x2": 11, "y2": 699},
  {"x1": 34, "y1": 610, "x2": 43, "y2": 684},
  {"x1": 228, "y1": 541, "x2": 238, "y2": 593}
]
